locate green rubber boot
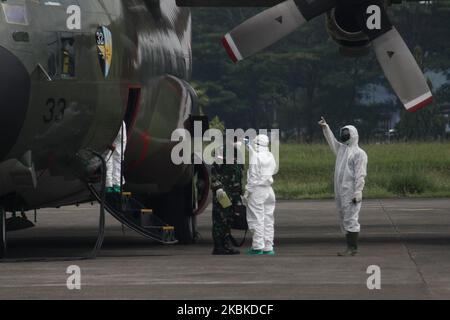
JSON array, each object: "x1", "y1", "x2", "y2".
[
  {"x1": 338, "y1": 232, "x2": 359, "y2": 257},
  {"x1": 106, "y1": 187, "x2": 115, "y2": 193},
  {"x1": 263, "y1": 250, "x2": 276, "y2": 256}
]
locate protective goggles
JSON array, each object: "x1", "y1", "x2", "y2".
[{"x1": 340, "y1": 128, "x2": 351, "y2": 143}]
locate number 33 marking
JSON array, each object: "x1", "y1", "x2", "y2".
[{"x1": 43, "y1": 98, "x2": 67, "y2": 123}]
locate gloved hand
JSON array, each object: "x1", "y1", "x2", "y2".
[
  {"x1": 352, "y1": 192, "x2": 363, "y2": 204},
  {"x1": 242, "y1": 190, "x2": 250, "y2": 206},
  {"x1": 318, "y1": 117, "x2": 328, "y2": 128}
]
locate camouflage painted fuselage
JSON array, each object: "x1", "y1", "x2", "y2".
[{"x1": 0, "y1": 0, "x2": 196, "y2": 210}]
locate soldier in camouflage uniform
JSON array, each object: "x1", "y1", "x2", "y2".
[{"x1": 211, "y1": 143, "x2": 244, "y2": 255}]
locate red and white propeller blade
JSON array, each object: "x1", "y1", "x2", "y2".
[
  {"x1": 373, "y1": 28, "x2": 432, "y2": 112},
  {"x1": 223, "y1": 0, "x2": 307, "y2": 63}
]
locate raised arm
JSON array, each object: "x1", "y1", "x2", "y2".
[{"x1": 318, "y1": 117, "x2": 341, "y2": 156}]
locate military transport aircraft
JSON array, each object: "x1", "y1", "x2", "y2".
[
  {"x1": 0, "y1": 0, "x2": 436, "y2": 259},
  {"x1": 0, "y1": 0, "x2": 212, "y2": 258},
  {"x1": 177, "y1": 0, "x2": 434, "y2": 112}
]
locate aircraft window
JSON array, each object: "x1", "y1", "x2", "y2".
[
  {"x1": 47, "y1": 33, "x2": 76, "y2": 79},
  {"x1": 2, "y1": 4, "x2": 28, "y2": 26},
  {"x1": 47, "y1": 34, "x2": 60, "y2": 77}
]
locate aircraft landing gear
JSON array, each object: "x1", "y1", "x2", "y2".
[
  {"x1": 0, "y1": 207, "x2": 6, "y2": 259},
  {"x1": 156, "y1": 185, "x2": 195, "y2": 245}
]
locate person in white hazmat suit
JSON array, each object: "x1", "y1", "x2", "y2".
[
  {"x1": 106, "y1": 121, "x2": 127, "y2": 193},
  {"x1": 244, "y1": 134, "x2": 278, "y2": 256},
  {"x1": 319, "y1": 117, "x2": 368, "y2": 256}
]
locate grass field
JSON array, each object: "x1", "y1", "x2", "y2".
[{"x1": 274, "y1": 143, "x2": 450, "y2": 200}]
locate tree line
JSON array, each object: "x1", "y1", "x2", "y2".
[{"x1": 190, "y1": 1, "x2": 450, "y2": 142}]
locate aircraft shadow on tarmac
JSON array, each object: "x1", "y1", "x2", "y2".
[{"x1": 3, "y1": 224, "x2": 450, "y2": 260}]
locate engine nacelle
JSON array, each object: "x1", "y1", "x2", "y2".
[{"x1": 326, "y1": 7, "x2": 371, "y2": 57}]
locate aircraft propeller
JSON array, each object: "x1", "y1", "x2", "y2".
[{"x1": 177, "y1": 0, "x2": 433, "y2": 112}]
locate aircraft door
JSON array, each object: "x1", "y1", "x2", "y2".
[{"x1": 124, "y1": 87, "x2": 142, "y2": 137}]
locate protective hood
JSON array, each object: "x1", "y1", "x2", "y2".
[
  {"x1": 342, "y1": 125, "x2": 359, "y2": 147},
  {"x1": 252, "y1": 134, "x2": 270, "y2": 152}
]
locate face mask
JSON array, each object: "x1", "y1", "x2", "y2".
[{"x1": 340, "y1": 128, "x2": 351, "y2": 144}]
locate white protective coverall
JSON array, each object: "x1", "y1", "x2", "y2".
[
  {"x1": 245, "y1": 135, "x2": 278, "y2": 252},
  {"x1": 106, "y1": 121, "x2": 127, "y2": 188},
  {"x1": 322, "y1": 124, "x2": 368, "y2": 233}
]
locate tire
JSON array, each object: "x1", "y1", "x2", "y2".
[
  {"x1": 145, "y1": 182, "x2": 195, "y2": 245},
  {"x1": 0, "y1": 208, "x2": 6, "y2": 259},
  {"x1": 170, "y1": 204, "x2": 194, "y2": 245},
  {"x1": 165, "y1": 183, "x2": 195, "y2": 245}
]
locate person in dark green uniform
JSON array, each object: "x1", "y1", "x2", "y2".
[{"x1": 211, "y1": 142, "x2": 244, "y2": 255}]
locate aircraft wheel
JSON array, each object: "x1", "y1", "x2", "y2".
[
  {"x1": 0, "y1": 207, "x2": 6, "y2": 258},
  {"x1": 173, "y1": 210, "x2": 195, "y2": 245},
  {"x1": 141, "y1": 190, "x2": 194, "y2": 245},
  {"x1": 152, "y1": 181, "x2": 196, "y2": 245},
  {"x1": 168, "y1": 184, "x2": 195, "y2": 245}
]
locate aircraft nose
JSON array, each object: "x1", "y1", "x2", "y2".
[{"x1": 0, "y1": 46, "x2": 30, "y2": 161}]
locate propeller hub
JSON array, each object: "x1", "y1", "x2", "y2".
[{"x1": 326, "y1": 8, "x2": 370, "y2": 57}]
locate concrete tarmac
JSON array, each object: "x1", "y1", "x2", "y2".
[{"x1": 0, "y1": 199, "x2": 449, "y2": 300}]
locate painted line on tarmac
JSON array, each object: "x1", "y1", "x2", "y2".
[
  {"x1": 0, "y1": 281, "x2": 277, "y2": 289},
  {"x1": 388, "y1": 208, "x2": 437, "y2": 212}
]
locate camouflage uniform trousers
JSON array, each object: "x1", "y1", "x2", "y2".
[{"x1": 212, "y1": 193, "x2": 241, "y2": 244}]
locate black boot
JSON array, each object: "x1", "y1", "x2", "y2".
[
  {"x1": 212, "y1": 238, "x2": 240, "y2": 255},
  {"x1": 350, "y1": 232, "x2": 359, "y2": 253},
  {"x1": 212, "y1": 242, "x2": 230, "y2": 255},
  {"x1": 338, "y1": 232, "x2": 359, "y2": 257},
  {"x1": 224, "y1": 234, "x2": 240, "y2": 255}
]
